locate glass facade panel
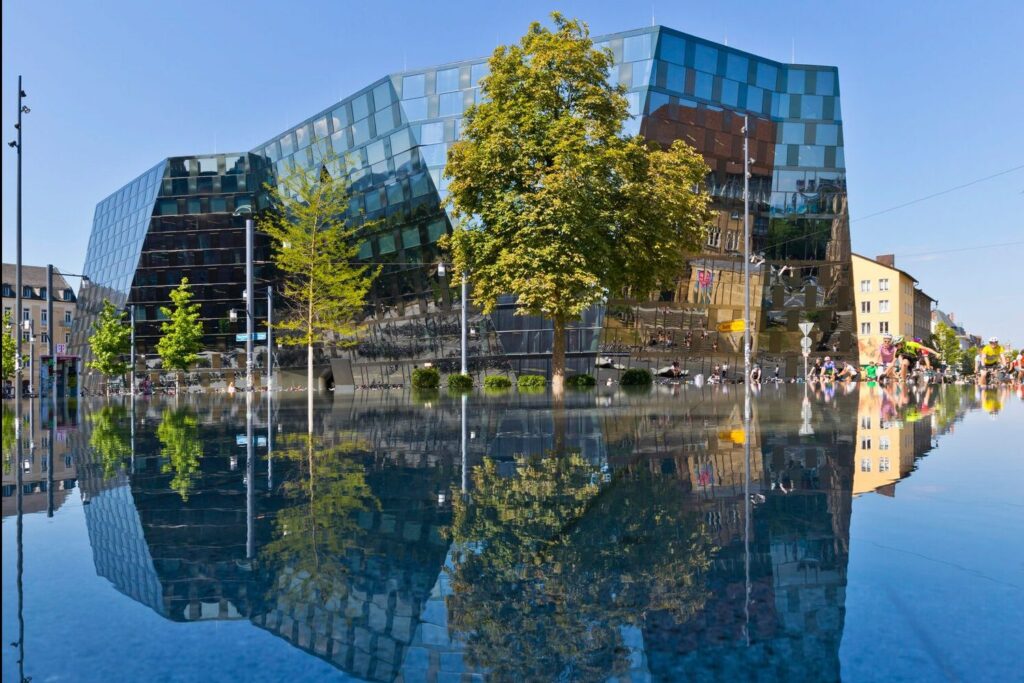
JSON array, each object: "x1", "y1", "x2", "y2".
[
  {"x1": 721, "y1": 79, "x2": 739, "y2": 107},
  {"x1": 438, "y1": 91, "x2": 463, "y2": 117},
  {"x1": 816, "y1": 123, "x2": 839, "y2": 146},
  {"x1": 660, "y1": 34, "x2": 685, "y2": 65},
  {"x1": 623, "y1": 33, "x2": 653, "y2": 61},
  {"x1": 725, "y1": 53, "x2": 748, "y2": 82},
  {"x1": 695, "y1": 71, "x2": 713, "y2": 99},
  {"x1": 402, "y1": 97, "x2": 428, "y2": 121},
  {"x1": 402, "y1": 74, "x2": 425, "y2": 99},
  {"x1": 694, "y1": 44, "x2": 718, "y2": 73},
  {"x1": 787, "y1": 69, "x2": 806, "y2": 94},
  {"x1": 816, "y1": 70, "x2": 836, "y2": 95},
  {"x1": 801, "y1": 95, "x2": 824, "y2": 120},
  {"x1": 436, "y1": 67, "x2": 460, "y2": 93},
  {"x1": 352, "y1": 93, "x2": 370, "y2": 121}
]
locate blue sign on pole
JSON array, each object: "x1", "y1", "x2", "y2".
[
  {"x1": 235, "y1": 332, "x2": 268, "y2": 342},
  {"x1": 235, "y1": 333, "x2": 248, "y2": 342}
]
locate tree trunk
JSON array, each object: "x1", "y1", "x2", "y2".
[
  {"x1": 551, "y1": 315, "x2": 566, "y2": 396},
  {"x1": 307, "y1": 343, "x2": 314, "y2": 435}
]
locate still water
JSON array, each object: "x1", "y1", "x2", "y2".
[{"x1": 2, "y1": 384, "x2": 1022, "y2": 682}]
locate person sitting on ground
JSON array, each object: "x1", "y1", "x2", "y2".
[
  {"x1": 809, "y1": 357, "x2": 824, "y2": 381},
  {"x1": 823, "y1": 356, "x2": 837, "y2": 381},
  {"x1": 837, "y1": 361, "x2": 858, "y2": 381},
  {"x1": 669, "y1": 360, "x2": 683, "y2": 378}
]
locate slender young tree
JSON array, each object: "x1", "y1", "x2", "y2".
[
  {"x1": 932, "y1": 322, "x2": 962, "y2": 372},
  {"x1": 2, "y1": 312, "x2": 16, "y2": 384},
  {"x1": 87, "y1": 299, "x2": 131, "y2": 397},
  {"x1": 261, "y1": 146, "x2": 379, "y2": 430},
  {"x1": 443, "y1": 13, "x2": 712, "y2": 392},
  {"x1": 156, "y1": 278, "x2": 203, "y2": 395}
]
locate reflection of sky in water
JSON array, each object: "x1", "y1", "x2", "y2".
[{"x1": 2, "y1": 385, "x2": 1020, "y2": 682}]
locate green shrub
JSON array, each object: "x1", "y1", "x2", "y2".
[
  {"x1": 620, "y1": 368, "x2": 653, "y2": 386},
  {"x1": 565, "y1": 374, "x2": 596, "y2": 389},
  {"x1": 411, "y1": 387, "x2": 440, "y2": 404},
  {"x1": 411, "y1": 367, "x2": 440, "y2": 389},
  {"x1": 483, "y1": 375, "x2": 512, "y2": 390},
  {"x1": 517, "y1": 374, "x2": 547, "y2": 390},
  {"x1": 447, "y1": 373, "x2": 474, "y2": 391}
]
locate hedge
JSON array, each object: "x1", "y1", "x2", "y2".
[
  {"x1": 517, "y1": 374, "x2": 547, "y2": 390},
  {"x1": 565, "y1": 374, "x2": 597, "y2": 388},
  {"x1": 483, "y1": 375, "x2": 513, "y2": 390},
  {"x1": 447, "y1": 373, "x2": 474, "y2": 391},
  {"x1": 620, "y1": 368, "x2": 653, "y2": 386},
  {"x1": 411, "y1": 367, "x2": 440, "y2": 389}
]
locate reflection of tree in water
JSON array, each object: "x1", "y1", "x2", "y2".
[
  {"x1": 2, "y1": 406, "x2": 14, "y2": 474},
  {"x1": 157, "y1": 407, "x2": 203, "y2": 501},
  {"x1": 260, "y1": 433, "x2": 379, "y2": 609},
  {"x1": 88, "y1": 404, "x2": 132, "y2": 479},
  {"x1": 448, "y1": 453, "x2": 717, "y2": 681}
]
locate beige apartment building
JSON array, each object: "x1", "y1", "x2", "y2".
[
  {"x1": 2, "y1": 264, "x2": 78, "y2": 394},
  {"x1": 851, "y1": 254, "x2": 935, "y2": 366}
]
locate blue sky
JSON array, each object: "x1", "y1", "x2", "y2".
[{"x1": 3, "y1": 1, "x2": 1022, "y2": 342}]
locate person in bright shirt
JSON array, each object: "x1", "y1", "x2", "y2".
[
  {"x1": 978, "y1": 337, "x2": 1005, "y2": 387},
  {"x1": 822, "y1": 356, "x2": 836, "y2": 381},
  {"x1": 894, "y1": 336, "x2": 940, "y2": 382},
  {"x1": 878, "y1": 333, "x2": 898, "y2": 381}
]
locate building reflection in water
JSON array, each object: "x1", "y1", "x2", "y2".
[{"x1": 66, "y1": 386, "x2": 977, "y2": 682}]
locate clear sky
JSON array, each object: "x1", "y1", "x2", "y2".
[{"x1": 3, "y1": 1, "x2": 1022, "y2": 343}]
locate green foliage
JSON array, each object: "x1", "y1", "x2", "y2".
[
  {"x1": 448, "y1": 454, "x2": 716, "y2": 679},
  {"x1": 620, "y1": 368, "x2": 653, "y2": 386},
  {"x1": 88, "y1": 404, "x2": 131, "y2": 479},
  {"x1": 483, "y1": 375, "x2": 512, "y2": 390},
  {"x1": 410, "y1": 387, "x2": 441, "y2": 404},
  {"x1": 565, "y1": 373, "x2": 597, "y2": 388},
  {"x1": 517, "y1": 374, "x2": 547, "y2": 390},
  {"x1": 443, "y1": 14, "x2": 712, "y2": 385},
  {"x1": 260, "y1": 433, "x2": 379, "y2": 607},
  {"x1": 447, "y1": 373, "x2": 474, "y2": 391},
  {"x1": 411, "y1": 366, "x2": 441, "y2": 389},
  {"x1": 87, "y1": 300, "x2": 131, "y2": 382},
  {"x1": 157, "y1": 407, "x2": 204, "y2": 501},
  {"x1": 963, "y1": 346, "x2": 978, "y2": 375},
  {"x1": 157, "y1": 279, "x2": 203, "y2": 374},
  {"x1": 1, "y1": 407, "x2": 13, "y2": 474},
  {"x1": 261, "y1": 144, "x2": 379, "y2": 349},
  {"x1": 2, "y1": 312, "x2": 15, "y2": 380},
  {"x1": 932, "y1": 322, "x2": 962, "y2": 370}
]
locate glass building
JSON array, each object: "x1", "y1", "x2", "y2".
[{"x1": 71, "y1": 24, "x2": 851, "y2": 387}]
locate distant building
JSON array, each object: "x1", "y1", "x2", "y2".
[
  {"x1": 2, "y1": 263, "x2": 78, "y2": 395},
  {"x1": 851, "y1": 253, "x2": 934, "y2": 366},
  {"x1": 931, "y1": 309, "x2": 972, "y2": 351}
]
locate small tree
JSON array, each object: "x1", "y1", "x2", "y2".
[
  {"x1": 87, "y1": 299, "x2": 131, "y2": 396},
  {"x1": 932, "y1": 322, "x2": 962, "y2": 373},
  {"x1": 444, "y1": 14, "x2": 712, "y2": 393},
  {"x1": 261, "y1": 146, "x2": 379, "y2": 430},
  {"x1": 2, "y1": 312, "x2": 16, "y2": 383},
  {"x1": 157, "y1": 278, "x2": 203, "y2": 394}
]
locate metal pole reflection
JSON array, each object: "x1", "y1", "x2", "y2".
[
  {"x1": 460, "y1": 393, "x2": 468, "y2": 494},
  {"x1": 246, "y1": 390, "x2": 255, "y2": 560},
  {"x1": 267, "y1": 390, "x2": 273, "y2": 491}
]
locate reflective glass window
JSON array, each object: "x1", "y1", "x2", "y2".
[
  {"x1": 772, "y1": 92, "x2": 790, "y2": 118},
  {"x1": 648, "y1": 91, "x2": 669, "y2": 113},
  {"x1": 426, "y1": 219, "x2": 447, "y2": 242},
  {"x1": 210, "y1": 197, "x2": 227, "y2": 213},
  {"x1": 401, "y1": 226, "x2": 421, "y2": 248},
  {"x1": 721, "y1": 79, "x2": 740, "y2": 107},
  {"x1": 403, "y1": 97, "x2": 428, "y2": 121},
  {"x1": 470, "y1": 63, "x2": 489, "y2": 87},
  {"x1": 197, "y1": 157, "x2": 218, "y2": 175},
  {"x1": 366, "y1": 140, "x2": 386, "y2": 166},
  {"x1": 378, "y1": 233, "x2": 396, "y2": 253},
  {"x1": 787, "y1": 69, "x2": 806, "y2": 94},
  {"x1": 756, "y1": 62, "x2": 777, "y2": 90},
  {"x1": 632, "y1": 60, "x2": 652, "y2": 87},
  {"x1": 403, "y1": 74, "x2": 426, "y2": 99},
  {"x1": 695, "y1": 71, "x2": 713, "y2": 99},
  {"x1": 352, "y1": 118, "x2": 371, "y2": 145},
  {"x1": 295, "y1": 124, "x2": 311, "y2": 149},
  {"x1": 420, "y1": 143, "x2": 447, "y2": 167},
  {"x1": 279, "y1": 133, "x2": 295, "y2": 157},
  {"x1": 410, "y1": 172, "x2": 431, "y2": 197},
  {"x1": 436, "y1": 68, "x2": 460, "y2": 93},
  {"x1": 373, "y1": 82, "x2": 392, "y2": 110},
  {"x1": 625, "y1": 91, "x2": 641, "y2": 116},
  {"x1": 375, "y1": 105, "x2": 396, "y2": 135},
  {"x1": 313, "y1": 116, "x2": 329, "y2": 139},
  {"x1": 694, "y1": 44, "x2": 718, "y2": 73},
  {"x1": 836, "y1": 147, "x2": 845, "y2": 168},
  {"x1": 798, "y1": 145, "x2": 824, "y2": 166},
  {"x1": 660, "y1": 34, "x2": 686, "y2": 65},
  {"x1": 419, "y1": 121, "x2": 444, "y2": 145},
  {"x1": 358, "y1": 240, "x2": 373, "y2": 259},
  {"x1": 746, "y1": 85, "x2": 764, "y2": 113},
  {"x1": 331, "y1": 105, "x2": 350, "y2": 132},
  {"x1": 159, "y1": 200, "x2": 177, "y2": 215},
  {"x1": 781, "y1": 122, "x2": 804, "y2": 144},
  {"x1": 390, "y1": 128, "x2": 412, "y2": 154},
  {"x1": 352, "y1": 93, "x2": 370, "y2": 121},
  {"x1": 815, "y1": 123, "x2": 838, "y2": 146},
  {"x1": 387, "y1": 182, "x2": 406, "y2": 206},
  {"x1": 726, "y1": 53, "x2": 748, "y2": 82},
  {"x1": 816, "y1": 70, "x2": 835, "y2": 96},
  {"x1": 365, "y1": 189, "x2": 383, "y2": 213},
  {"x1": 666, "y1": 63, "x2": 685, "y2": 92},
  {"x1": 439, "y1": 91, "x2": 463, "y2": 117},
  {"x1": 623, "y1": 33, "x2": 653, "y2": 62},
  {"x1": 801, "y1": 95, "x2": 824, "y2": 119},
  {"x1": 331, "y1": 129, "x2": 349, "y2": 153}
]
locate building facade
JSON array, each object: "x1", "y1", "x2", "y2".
[
  {"x1": 851, "y1": 253, "x2": 933, "y2": 366},
  {"x1": 3, "y1": 264, "x2": 78, "y2": 394},
  {"x1": 71, "y1": 24, "x2": 852, "y2": 389}
]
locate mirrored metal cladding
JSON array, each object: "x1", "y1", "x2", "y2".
[{"x1": 71, "y1": 25, "x2": 851, "y2": 389}]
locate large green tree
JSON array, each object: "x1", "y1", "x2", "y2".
[
  {"x1": 157, "y1": 407, "x2": 204, "y2": 501},
  {"x1": 156, "y1": 278, "x2": 203, "y2": 394},
  {"x1": 87, "y1": 299, "x2": 131, "y2": 396},
  {"x1": 261, "y1": 147, "x2": 379, "y2": 429},
  {"x1": 932, "y1": 322, "x2": 962, "y2": 372},
  {"x1": 443, "y1": 14, "x2": 713, "y2": 392},
  {"x1": 2, "y1": 311, "x2": 16, "y2": 382}
]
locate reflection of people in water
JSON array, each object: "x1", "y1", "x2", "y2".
[{"x1": 982, "y1": 389, "x2": 1002, "y2": 415}]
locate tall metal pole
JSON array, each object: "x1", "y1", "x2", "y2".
[
  {"x1": 245, "y1": 391, "x2": 254, "y2": 560},
  {"x1": 245, "y1": 218, "x2": 254, "y2": 392},
  {"x1": 130, "y1": 304, "x2": 136, "y2": 396},
  {"x1": 47, "y1": 386, "x2": 55, "y2": 517},
  {"x1": 460, "y1": 392, "x2": 468, "y2": 494},
  {"x1": 15, "y1": 76, "x2": 25, "y2": 403},
  {"x1": 47, "y1": 265, "x2": 54, "y2": 396},
  {"x1": 266, "y1": 286, "x2": 273, "y2": 392},
  {"x1": 460, "y1": 272, "x2": 468, "y2": 376},
  {"x1": 743, "y1": 114, "x2": 752, "y2": 394}
]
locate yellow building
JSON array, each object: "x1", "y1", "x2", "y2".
[{"x1": 851, "y1": 254, "x2": 933, "y2": 366}]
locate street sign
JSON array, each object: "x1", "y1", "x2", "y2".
[
  {"x1": 802, "y1": 349, "x2": 811, "y2": 357},
  {"x1": 235, "y1": 333, "x2": 268, "y2": 342},
  {"x1": 798, "y1": 322, "x2": 815, "y2": 336},
  {"x1": 236, "y1": 435, "x2": 268, "y2": 447},
  {"x1": 55, "y1": 343, "x2": 67, "y2": 354},
  {"x1": 800, "y1": 337, "x2": 813, "y2": 350},
  {"x1": 716, "y1": 319, "x2": 746, "y2": 333}
]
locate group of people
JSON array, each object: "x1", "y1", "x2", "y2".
[{"x1": 975, "y1": 337, "x2": 1021, "y2": 387}]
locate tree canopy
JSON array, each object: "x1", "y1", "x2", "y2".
[
  {"x1": 157, "y1": 407, "x2": 204, "y2": 501},
  {"x1": 157, "y1": 278, "x2": 203, "y2": 376},
  {"x1": 443, "y1": 13, "x2": 713, "y2": 389},
  {"x1": 87, "y1": 299, "x2": 131, "y2": 386}
]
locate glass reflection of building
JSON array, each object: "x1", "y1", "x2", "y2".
[
  {"x1": 70, "y1": 24, "x2": 850, "y2": 390},
  {"x1": 76, "y1": 388, "x2": 854, "y2": 681}
]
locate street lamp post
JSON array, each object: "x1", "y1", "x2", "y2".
[
  {"x1": 246, "y1": 217, "x2": 254, "y2": 391},
  {"x1": 23, "y1": 320, "x2": 34, "y2": 396},
  {"x1": 437, "y1": 262, "x2": 469, "y2": 376},
  {"x1": 267, "y1": 286, "x2": 273, "y2": 392},
  {"x1": 9, "y1": 77, "x2": 28, "y2": 402},
  {"x1": 130, "y1": 304, "x2": 136, "y2": 396}
]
